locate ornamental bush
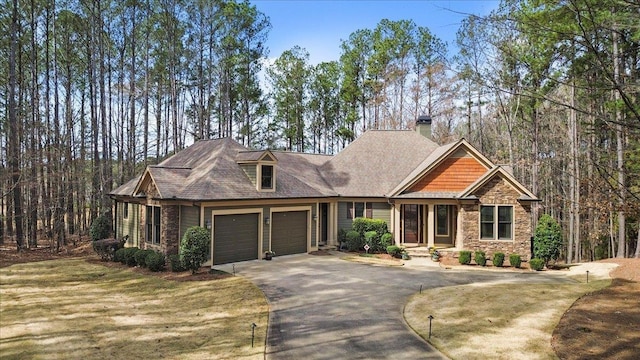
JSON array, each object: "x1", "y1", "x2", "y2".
[
  {"x1": 509, "y1": 254, "x2": 522, "y2": 268},
  {"x1": 169, "y1": 254, "x2": 186, "y2": 272},
  {"x1": 124, "y1": 247, "x2": 140, "y2": 267},
  {"x1": 89, "y1": 214, "x2": 112, "y2": 242},
  {"x1": 352, "y1": 218, "x2": 388, "y2": 238},
  {"x1": 114, "y1": 248, "x2": 127, "y2": 263},
  {"x1": 534, "y1": 214, "x2": 563, "y2": 266},
  {"x1": 459, "y1": 250, "x2": 472, "y2": 265},
  {"x1": 345, "y1": 230, "x2": 362, "y2": 252},
  {"x1": 364, "y1": 231, "x2": 378, "y2": 250},
  {"x1": 474, "y1": 251, "x2": 487, "y2": 266},
  {"x1": 180, "y1": 226, "x2": 211, "y2": 274},
  {"x1": 135, "y1": 249, "x2": 155, "y2": 267},
  {"x1": 386, "y1": 245, "x2": 403, "y2": 258},
  {"x1": 530, "y1": 258, "x2": 545, "y2": 271},
  {"x1": 93, "y1": 238, "x2": 125, "y2": 261},
  {"x1": 146, "y1": 251, "x2": 166, "y2": 272},
  {"x1": 492, "y1": 252, "x2": 505, "y2": 267},
  {"x1": 380, "y1": 233, "x2": 393, "y2": 250}
]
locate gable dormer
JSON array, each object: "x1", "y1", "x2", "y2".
[{"x1": 236, "y1": 150, "x2": 278, "y2": 192}]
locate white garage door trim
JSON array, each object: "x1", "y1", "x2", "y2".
[
  {"x1": 211, "y1": 208, "x2": 264, "y2": 266},
  {"x1": 269, "y1": 206, "x2": 312, "y2": 255}
]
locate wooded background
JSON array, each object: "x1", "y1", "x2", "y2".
[{"x1": 2, "y1": 0, "x2": 639, "y2": 260}]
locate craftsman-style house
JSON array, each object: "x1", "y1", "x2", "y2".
[{"x1": 111, "y1": 117, "x2": 538, "y2": 265}]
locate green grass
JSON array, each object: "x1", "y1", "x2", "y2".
[
  {"x1": 404, "y1": 279, "x2": 610, "y2": 360},
  {"x1": 0, "y1": 259, "x2": 268, "y2": 359}
]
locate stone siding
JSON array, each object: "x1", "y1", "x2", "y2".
[
  {"x1": 461, "y1": 176, "x2": 532, "y2": 260},
  {"x1": 161, "y1": 205, "x2": 180, "y2": 255}
]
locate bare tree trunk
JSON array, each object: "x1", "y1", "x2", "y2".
[{"x1": 613, "y1": 20, "x2": 626, "y2": 258}]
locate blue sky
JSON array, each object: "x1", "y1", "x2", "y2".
[{"x1": 252, "y1": 0, "x2": 499, "y2": 64}]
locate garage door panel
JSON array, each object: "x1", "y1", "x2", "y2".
[
  {"x1": 271, "y1": 211, "x2": 307, "y2": 256},
  {"x1": 214, "y1": 213, "x2": 259, "y2": 265}
]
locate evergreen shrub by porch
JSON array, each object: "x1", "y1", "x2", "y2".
[
  {"x1": 529, "y1": 258, "x2": 545, "y2": 271},
  {"x1": 146, "y1": 251, "x2": 166, "y2": 272},
  {"x1": 345, "y1": 230, "x2": 362, "y2": 251},
  {"x1": 364, "y1": 231, "x2": 378, "y2": 250},
  {"x1": 352, "y1": 218, "x2": 388, "y2": 237},
  {"x1": 475, "y1": 251, "x2": 487, "y2": 266},
  {"x1": 386, "y1": 245, "x2": 403, "y2": 258},
  {"x1": 458, "y1": 250, "x2": 472, "y2": 265},
  {"x1": 169, "y1": 254, "x2": 187, "y2": 272},
  {"x1": 180, "y1": 226, "x2": 211, "y2": 274},
  {"x1": 380, "y1": 233, "x2": 393, "y2": 249},
  {"x1": 492, "y1": 252, "x2": 505, "y2": 267},
  {"x1": 124, "y1": 247, "x2": 140, "y2": 266},
  {"x1": 509, "y1": 254, "x2": 522, "y2": 268},
  {"x1": 89, "y1": 214, "x2": 112, "y2": 242}
]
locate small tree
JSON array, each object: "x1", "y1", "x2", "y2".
[
  {"x1": 534, "y1": 214, "x2": 563, "y2": 267},
  {"x1": 90, "y1": 214, "x2": 111, "y2": 241},
  {"x1": 180, "y1": 226, "x2": 211, "y2": 274}
]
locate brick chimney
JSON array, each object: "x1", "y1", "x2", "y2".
[{"x1": 416, "y1": 115, "x2": 432, "y2": 139}]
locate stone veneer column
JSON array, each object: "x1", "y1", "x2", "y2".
[{"x1": 161, "y1": 205, "x2": 180, "y2": 255}]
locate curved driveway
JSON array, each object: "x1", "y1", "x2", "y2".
[{"x1": 214, "y1": 253, "x2": 571, "y2": 359}]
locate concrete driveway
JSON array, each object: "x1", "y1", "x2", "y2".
[{"x1": 214, "y1": 253, "x2": 572, "y2": 359}]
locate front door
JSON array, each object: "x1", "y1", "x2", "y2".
[{"x1": 403, "y1": 204, "x2": 420, "y2": 244}]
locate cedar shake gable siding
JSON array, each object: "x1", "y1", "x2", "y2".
[
  {"x1": 408, "y1": 156, "x2": 487, "y2": 193},
  {"x1": 461, "y1": 175, "x2": 532, "y2": 260}
]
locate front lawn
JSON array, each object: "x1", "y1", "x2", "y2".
[
  {"x1": 404, "y1": 279, "x2": 609, "y2": 359},
  {"x1": 0, "y1": 259, "x2": 268, "y2": 359}
]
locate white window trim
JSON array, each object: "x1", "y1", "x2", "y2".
[
  {"x1": 346, "y1": 201, "x2": 373, "y2": 220},
  {"x1": 478, "y1": 204, "x2": 514, "y2": 242}
]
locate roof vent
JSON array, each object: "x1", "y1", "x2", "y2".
[{"x1": 416, "y1": 115, "x2": 432, "y2": 139}]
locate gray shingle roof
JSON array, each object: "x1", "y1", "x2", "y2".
[{"x1": 320, "y1": 130, "x2": 439, "y2": 197}]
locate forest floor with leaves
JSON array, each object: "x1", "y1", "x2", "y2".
[{"x1": 1, "y1": 239, "x2": 639, "y2": 358}]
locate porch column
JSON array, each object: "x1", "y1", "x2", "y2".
[
  {"x1": 427, "y1": 204, "x2": 435, "y2": 248},
  {"x1": 456, "y1": 206, "x2": 464, "y2": 250},
  {"x1": 393, "y1": 204, "x2": 401, "y2": 246},
  {"x1": 329, "y1": 202, "x2": 338, "y2": 245}
]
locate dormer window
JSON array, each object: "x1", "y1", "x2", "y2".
[{"x1": 261, "y1": 165, "x2": 274, "y2": 190}]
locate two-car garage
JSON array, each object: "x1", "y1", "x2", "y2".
[{"x1": 211, "y1": 208, "x2": 310, "y2": 265}]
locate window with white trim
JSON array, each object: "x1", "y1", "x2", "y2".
[
  {"x1": 261, "y1": 165, "x2": 273, "y2": 190},
  {"x1": 346, "y1": 202, "x2": 373, "y2": 219},
  {"x1": 480, "y1": 205, "x2": 513, "y2": 240}
]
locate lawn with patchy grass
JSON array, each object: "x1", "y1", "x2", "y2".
[
  {"x1": 404, "y1": 278, "x2": 610, "y2": 360},
  {"x1": 0, "y1": 259, "x2": 268, "y2": 359}
]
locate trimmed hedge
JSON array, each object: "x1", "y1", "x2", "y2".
[
  {"x1": 530, "y1": 258, "x2": 545, "y2": 271},
  {"x1": 135, "y1": 249, "x2": 155, "y2": 267},
  {"x1": 492, "y1": 252, "x2": 505, "y2": 267},
  {"x1": 124, "y1": 247, "x2": 140, "y2": 267},
  {"x1": 169, "y1": 254, "x2": 187, "y2": 272},
  {"x1": 146, "y1": 251, "x2": 166, "y2": 272},
  {"x1": 114, "y1": 248, "x2": 127, "y2": 263},
  {"x1": 345, "y1": 230, "x2": 362, "y2": 251},
  {"x1": 509, "y1": 254, "x2": 522, "y2": 268},
  {"x1": 380, "y1": 233, "x2": 393, "y2": 250},
  {"x1": 352, "y1": 218, "x2": 388, "y2": 238},
  {"x1": 475, "y1": 251, "x2": 487, "y2": 266},
  {"x1": 386, "y1": 245, "x2": 403, "y2": 258},
  {"x1": 180, "y1": 226, "x2": 211, "y2": 274},
  {"x1": 459, "y1": 250, "x2": 472, "y2": 265}
]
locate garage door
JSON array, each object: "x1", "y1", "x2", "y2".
[
  {"x1": 271, "y1": 211, "x2": 308, "y2": 256},
  {"x1": 213, "y1": 213, "x2": 259, "y2": 265}
]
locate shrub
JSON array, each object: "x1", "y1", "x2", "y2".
[
  {"x1": 459, "y1": 250, "x2": 472, "y2": 265},
  {"x1": 530, "y1": 258, "x2": 545, "y2": 271},
  {"x1": 352, "y1": 218, "x2": 388, "y2": 238},
  {"x1": 509, "y1": 254, "x2": 522, "y2": 268},
  {"x1": 364, "y1": 231, "x2": 378, "y2": 250},
  {"x1": 114, "y1": 248, "x2": 127, "y2": 263},
  {"x1": 380, "y1": 233, "x2": 393, "y2": 250},
  {"x1": 474, "y1": 251, "x2": 487, "y2": 266},
  {"x1": 534, "y1": 214, "x2": 563, "y2": 266},
  {"x1": 386, "y1": 245, "x2": 403, "y2": 258},
  {"x1": 135, "y1": 249, "x2": 155, "y2": 267},
  {"x1": 169, "y1": 254, "x2": 186, "y2": 272},
  {"x1": 89, "y1": 214, "x2": 112, "y2": 242},
  {"x1": 180, "y1": 226, "x2": 211, "y2": 274},
  {"x1": 345, "y1": 230, "x2": 362, "y2": 251},
  {"x1": 92, "y1": 238, "x2": 125, "y2": 261},
  {"x1": 146, "y1": 251, "x2": 166, "y2": 272},
  {"x1": 492, "y1": 252, "x2": 505, "y2": 267},
  {"x1": 124, "y1": 247, "x2": 140, "y2": 267}
]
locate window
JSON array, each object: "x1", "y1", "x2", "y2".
[
  {"x1": 347, "y1": 202, "x2": 373, "y2": 219},
  {"x1": 480, "y1": 205, "x2": 513, "y2": 240},
  {"x1": 436, "y1": 205, "x2": 449, "y2": 236},
  {"x1": 261, "y1": 165, "x2": 273, "y2": 190},
  {"x1": 146, "y1": 206, "x2": 161, "y2": 244},
  {"x1": 123, "y1": 202, "x2": 129, "y2": 219}
]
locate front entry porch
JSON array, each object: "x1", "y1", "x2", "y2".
[{"x1": 397, "y1": 203, "x2": 460, "y2": 249}]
